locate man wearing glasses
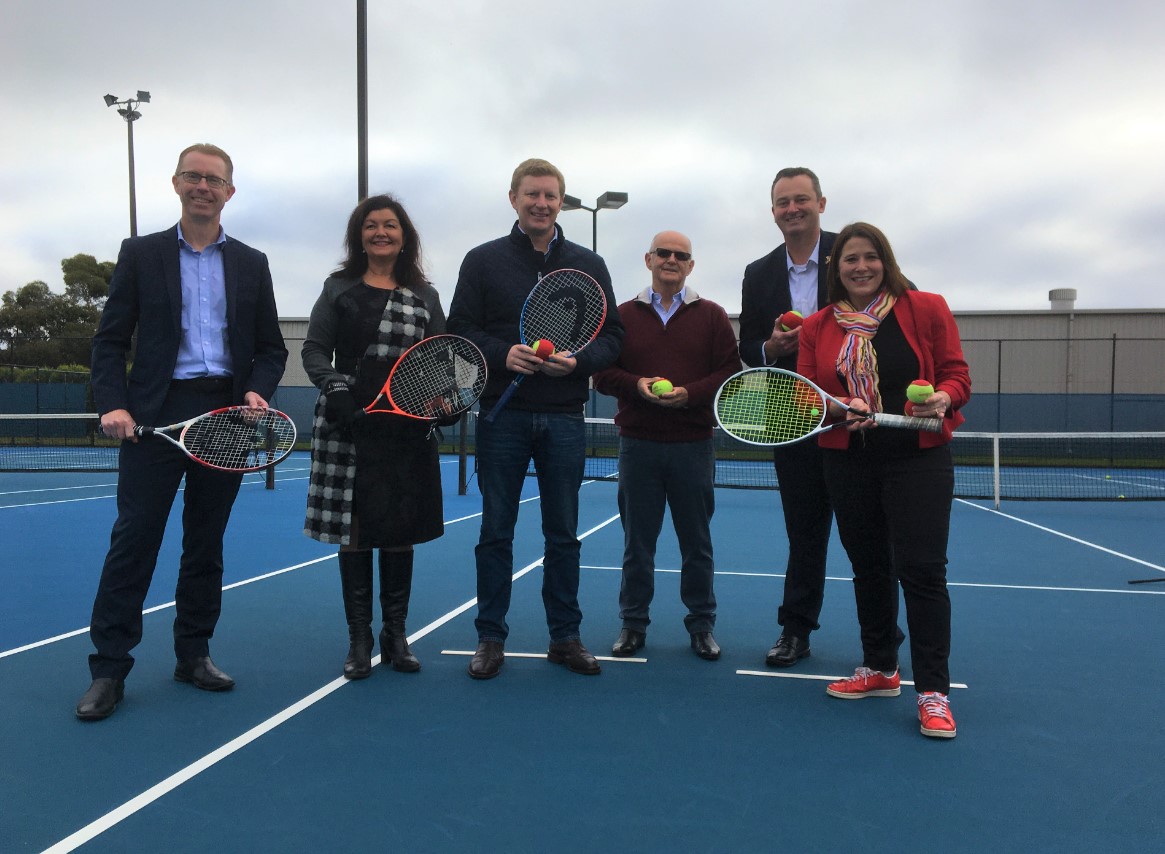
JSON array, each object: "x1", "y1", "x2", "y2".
[
  {"x1": 75, "y1": 143, "x2": 286, "y2": 721},
  {"x1": 593, "y1": 231, "x2": 740, "y2": 661}
]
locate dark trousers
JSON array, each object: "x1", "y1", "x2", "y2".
[
  {"x1": 772, "y1": 440, "x2": 833, "y2": 637},
  {"x1": 821, "y1": 442, "x2": 954, "y2": 694},
  {"x1": 88, "y1": 385, "x2": 243, "y2": 680},
  {"x1": 616, "y1": 436, "x2": 717, "y2": 634}
]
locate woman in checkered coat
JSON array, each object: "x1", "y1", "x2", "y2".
[{"x1": 302, "y1": 195, "x2": 448, "y2": 679}]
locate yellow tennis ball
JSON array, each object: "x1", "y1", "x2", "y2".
[
  {"x1": 651, "y1": 379, "x2": 673, "y2": 395},
  {"x1": 906, "y1": 380, "x2": 934, "y2": 404}
]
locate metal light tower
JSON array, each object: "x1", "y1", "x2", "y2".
[
  {"x1": 562, "y1": 191, "x2": 629, "y2": 251},
  {"x1": 103, "y1": 90, "x2": 150, "y2": 237}
]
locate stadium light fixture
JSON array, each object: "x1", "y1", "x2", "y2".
[
  {"x1": 103, "y1": 91, "x2": 150, "y2": 237},
  {"x1": 561, "y1": 191, "x2": 629, "y2": 251}
]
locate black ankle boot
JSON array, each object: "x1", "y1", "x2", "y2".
[
  {"x1": 338, "y1": 550, "x2": 374, "y2": 679},
  {"x1": 379, "y1": 549, "x2": 420, "y2": 672}
]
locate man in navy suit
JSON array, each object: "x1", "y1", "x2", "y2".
[
  {"x1": 738, "y1": 167, "x2": 837, "y2": 669},
  {"x1": 76, "y1": 143, "x2": 287, "y2": 721}
]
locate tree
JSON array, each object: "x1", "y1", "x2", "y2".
[{"x1": 0, "y1": 254, "x2": 113, "y2": 368}]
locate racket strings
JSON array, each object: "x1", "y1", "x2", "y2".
[
  {"x1": 717, "y1": 373, "x2": 825, "y2": 444},
  {"x1": 522, "y1": 271, "x2": 605, "y2": 353},
  {"x1": 387, "y1": 337, "x2": 487, "y2": 417},
  {"x1": 181, "y1": 410, "x2": 296, "y2": 470}
]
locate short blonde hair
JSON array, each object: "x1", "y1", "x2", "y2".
[
  {"x1": 510, "y1": 158, "x2": 565, "y2": 196},
  {"x1": 175, "y1": 143, "x2": 234, "y2": 184}
]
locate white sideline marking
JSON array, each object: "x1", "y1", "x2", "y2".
[
  {"x1": 737, "y1": 670, "x2": 969, "y2": 690},
  {"x1": 956, "y1": 498, "x2": 1165, "y2": 576},
  {"x1": 440, "y1": 650, "x2": 647, "y2": 664},
  {"x1": 40, "y1": 510, "x2": 621, "y2": 853}
]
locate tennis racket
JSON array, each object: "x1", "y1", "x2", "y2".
[
  {"x1": 360, "y1": 334, "x2": 487, "y2": 420},
  {"x1": 134, "y1": 406, "x2": 297, "y2": 472},
  {"x1": 714, "y1": 367, "x2": 943, "y2": 447},
  {"x1": 485, "y1": 268, "x2": 608, "y2": 422}
]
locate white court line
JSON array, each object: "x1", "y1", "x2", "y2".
[
  {"x1": 41, "y1": 509, "x2": 622, "y2": 854},
  {"x1": 580, "y1": 565, "x2": 1165, "y2": 595},
  {"x1": 440, "y1": 650, "x2": 647, "y2": 664},
  {"x1": 0, "y1": 557, "x2": 337, "y2": 659},
  {"x1": 737, "y1": 670, "x2": 969, "y2": 690},
  {"x1": 956, "y1": 498, "x2": 1165, "y2": 576}
]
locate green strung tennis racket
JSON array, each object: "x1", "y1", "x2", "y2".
[{"x1": 714, "y1": 367, "x2": 943, "y2": 447}]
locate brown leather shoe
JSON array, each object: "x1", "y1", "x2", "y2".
[
  {"x1": 174, "y1": 656, "x2": 235, "y2": 691},
  {"x1": 547, "y1": 639, "x2": 601, "y2": 675},
  {"x1": 75, "y1": 678, "x2": 124, "y2": 721},
  {"x1": 467, "y1": 641, "x2": 505, "y2": 680}
]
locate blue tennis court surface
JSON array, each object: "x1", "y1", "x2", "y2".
[{"x1": 2, "y1": 452, "x2": 1163, "y2": 852}]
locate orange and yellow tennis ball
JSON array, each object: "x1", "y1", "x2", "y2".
[
  {"x1": 532, "y1": 339, "x2": 555, "y2": 359},
  {"x1": 651, "y1": 379, "x2": 674, "y2": 395},
  {"x1": 906, "y1": 380, "x2": 934, "y2": 404},
  {"x1": 779, "y1": 310, "x2": 804, "y2": 331}
]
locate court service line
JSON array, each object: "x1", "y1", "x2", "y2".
[
  {"x1": 0, "y1": 557, "x2": 337, "y2": 659},
  {"x1": 955, "y1": 498, "x2": 1165, "y2": 575},
  {"x1": 580, "y1": 565, "x2": 1164, "y2": 596},
  {"x1": 41, "y1": 511, "x2": 622, "y2": 854},
  {"x1": 737, "y1": 670, "x2": 969, "y2": 690}
]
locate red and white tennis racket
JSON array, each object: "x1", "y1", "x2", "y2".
[
  {"x1": 485, "y1": 268, "x2": 608, "y2": 422},
  {"x1": 133, "y1": 406, "x2": 297, "y2": 472},
  {"x1": 714, "y1": 367, "x2": 943, "y2": 447},
  {"x1": 360, "y1": 334, "x2": 487, "y2": 420}
]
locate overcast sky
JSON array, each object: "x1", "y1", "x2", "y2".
[{"x1": 3, "y1": 0, "x2": 1163, "y2": 320}]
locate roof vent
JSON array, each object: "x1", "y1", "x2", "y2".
[{"x1": 1049, "y1": 288, "x2": 1077, "y2": 311}]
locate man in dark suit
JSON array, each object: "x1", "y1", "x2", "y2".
[
  {"x1": 75, "y1": 143, "x2": 287, "y2": 721},
  {"x1": 738, "y1": 167, "x2": 836, "y2": 668}
]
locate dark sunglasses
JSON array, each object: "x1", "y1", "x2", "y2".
[{"x1": 653, "y1": 248, "x2": 692, "y2": 262}]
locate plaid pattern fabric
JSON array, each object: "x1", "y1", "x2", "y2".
[{"x1": 304, "y1": 288, "x2": 430, "y2": 544}]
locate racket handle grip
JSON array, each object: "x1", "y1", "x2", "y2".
[
  {"x1": 873, "y1": 412, "x2": 944, "y2": 433},
  {"x1": 485, "y1": 375, "x2": 524, "y2": 423},
  {"x1": 133, "y1": 426, "x2": 153, "y2": 437}
]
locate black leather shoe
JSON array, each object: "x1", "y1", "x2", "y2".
[
  {"x1": 766, "y1": 633, "x2": 810, "y2": 667},
  {"x1": 467, "y1": 641, "x2": 505, "y2": 680},
  {"x1": 691, "y1": 632, "x2": 721, "y2": 661},
  {"x1": 76, "y1": 678, "x2": 124, "y2": 721},
  {"x1": 174, "y1": 656, "x2": 235, "y2": 691},
  {"x1": 611, "y1": 629, "x2": 646, "y2": 657},
  {"x1": 547, "y1": 639, "x2": 601, "y2": 675}
]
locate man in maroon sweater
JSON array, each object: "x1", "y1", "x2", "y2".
[{"x1": 592, "y1": 231, "x2": 741, "y2": 660}]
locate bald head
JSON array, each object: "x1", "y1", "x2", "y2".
[{"x1": 645, "y1": 230, "x2": 694, "y2": 297}]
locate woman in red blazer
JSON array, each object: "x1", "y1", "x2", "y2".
[{"x1": 797, "y1": 222, "x2": 970, "y2": 739}]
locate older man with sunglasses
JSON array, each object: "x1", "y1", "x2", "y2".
[{"x1": 592, "y1": 231, "x2": 740, "y2": 660}]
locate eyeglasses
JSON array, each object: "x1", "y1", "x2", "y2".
[
  {"x1": 653, "y1": 248, "x2": 692, "y2": 261},
  {"x1": 177, "y1": 171, "x2": 230, "y2": 190}
]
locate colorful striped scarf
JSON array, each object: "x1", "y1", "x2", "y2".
[{"x1": 833, "y1": 289, "x2": 896, "y2": 412}]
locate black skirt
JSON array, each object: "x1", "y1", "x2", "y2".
[{"x1": 349, "y1": 358, "x2": 444, "y2": 548}]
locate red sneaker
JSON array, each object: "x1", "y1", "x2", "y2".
[
  {"x1": 826, "y1": 666, "x2": 901, "y2": 699},
  {"x1": 918, "y1": 692, "x2": 957, "y2": 738}
]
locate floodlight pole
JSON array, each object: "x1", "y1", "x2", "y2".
[
  {"x1": 103, "y1": 91, "x2": 150, "y2": 238},
  {"x1": 561, "y1": 191, "x2": 629, "y2": 252},
  {"x1": 356, "y1": 0, "x2": 369, "y2": 201}
]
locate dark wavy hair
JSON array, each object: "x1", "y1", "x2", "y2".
[
  {"x1": 332, "y1": 194, "x2": 427, "y2": 290},
  {"x1": 825, "y1": 222, "x2": 911, "y2": 305}
]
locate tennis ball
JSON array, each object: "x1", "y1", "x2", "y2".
[
  {"x1": 906, "y1": 380, "x2": 934, "y2": 404},
  {"x1": 779, "y1": 310, "x2": 804, "y2": 331},
  {"x1": 811, "y1": 407, "x2": 820, "y2": 417},
  {"x1": 651, "y1": 379, "x2": 674, "y2": 396},
  {"x1": 532, "y1": 339, "x2": 554, "y2": 359}
]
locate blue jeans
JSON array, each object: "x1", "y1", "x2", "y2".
[
  {"x1": 617, "y1": 436, "x2": 717, "y2": 634},
  {"x1": 474, "y1": 409, "x2": 586, "y2": 643}
]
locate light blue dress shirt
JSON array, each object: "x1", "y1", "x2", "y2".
[{"x1": 173, "y1": 224, "x2": 232, "y2": 379}]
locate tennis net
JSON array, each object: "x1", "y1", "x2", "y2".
[
  {"x1": 457, "y1": 415, "x2": 1165, "y2": 505},
  {"x1": 0, "y1": 413, "x2": 119, "y2": 472}
]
